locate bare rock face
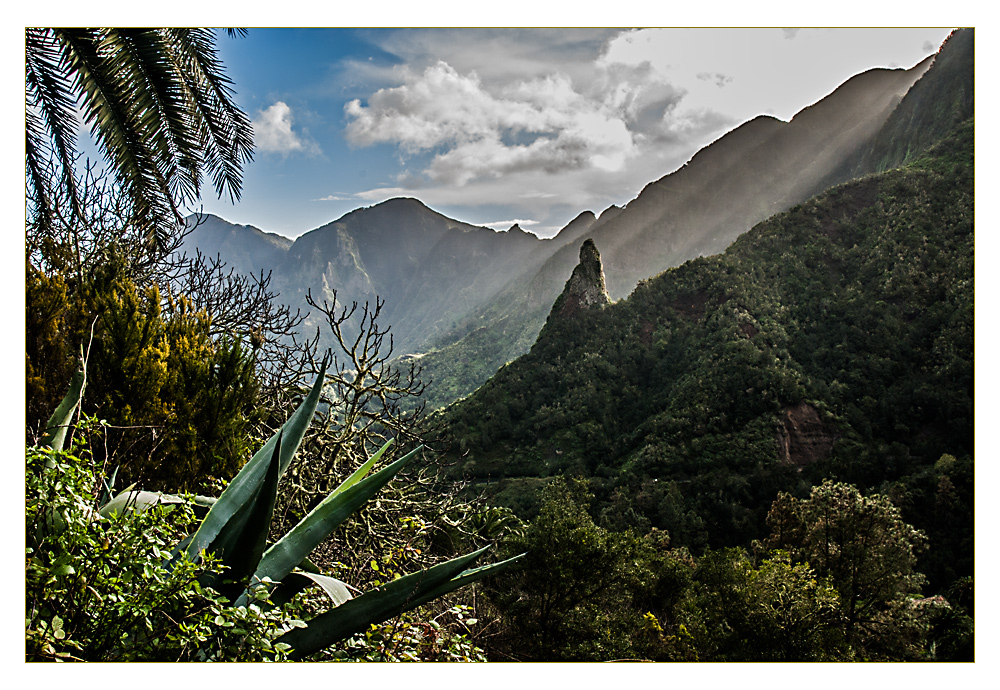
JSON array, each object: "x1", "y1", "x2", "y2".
[
  {"x1": 552, "y1": 239, "x2": 612, "y2": 318},
  {"x1": 777, "y1": 401, "x2": 835, "y2": 466}
]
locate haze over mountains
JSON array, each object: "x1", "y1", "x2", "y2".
[{"x1": 182, "y1": 31, "x2": 964, "y2": 409}]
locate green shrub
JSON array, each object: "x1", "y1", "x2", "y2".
[
  {"x1": 25, "y1": 420, "x2": 296, "y2": 661},
  {"x1": 26, "y1": 261, "x2": 261, "y2": 492}
]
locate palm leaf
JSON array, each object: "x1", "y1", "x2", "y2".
[
  {"x1": 26, "y1": 28, "x2": 254, "y2": 249},
  {"x1": 25, "y1": 28, "x2": 82, "y2": 226}
]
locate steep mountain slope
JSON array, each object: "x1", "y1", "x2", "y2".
[
  {"x1": 181, "y1": 213, "x2": 292, "y2": 276},
  {"x1": 185, "y1": 198, "x2": 579, "y2": 357},
  {"x1": 414, "y1": 44, "x2": 948, "y2": 408},
  {"x1": 401, "y1": 207, "x2": 605, "y2": 407},
  {"x1": 852, "y1": 28, "x2": 974, "y2": 176},
  {"x1": 382, "y1": 218, "x2": 552, "y2": 355},
  {"x1": 437, "y1": 116, "x2": 973, "y2": 588},
  {"x1": 595, "y1": 56, "x2": 934, "y2": 298}
]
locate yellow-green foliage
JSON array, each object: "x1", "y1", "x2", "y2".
[
  {"x1": 26, "y1": 262, "x2": 260, "y2": 492},
  {"x1": 26, "y1": 265, "x2": 82, "y2": 427}
]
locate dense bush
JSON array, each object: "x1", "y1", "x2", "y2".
[
  {"x1": 482, "y1": 478, "x2": 962, "y2": 661},
  {"x1": 26, "y1": 259, "x2": 261, "y2": 492},
  {"x1": 484, "y1": 477, "x2": 659, "y2": 661},
  {"x1": 25, "y1": 421, "x2": 295, "y2": 661}
]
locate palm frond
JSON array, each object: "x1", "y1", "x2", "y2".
[
  {"x1": 25, "y1": 28, "x2": 83, "y2": 227},
  {"x1": 25, "y1": 27, "x2": 254, "y2": 250},
  {"x1": 163, "y1": 28, "x2": 253, "y2": 204}
]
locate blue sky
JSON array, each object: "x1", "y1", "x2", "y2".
[{"x1": 191, "y1": 27, "x2": 953, "y2": 240}]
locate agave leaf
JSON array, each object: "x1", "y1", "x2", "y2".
[
  {"x1": 404, "y1": 552, "x2": 525, "y2": 608},
  {"x1": 99, "y1": 490, "x2": 185, "y2": 518},
  {"x1": 251, "y1": 354, "x2": 331, "y2": 477},
  {"x1": 233, "y1": 443, "x2": 419, "y2": 607},
  {"x1": 191, "y1": 495, "x2": 217, "y2": 519},
  {"x1": 40, "y1": 356, "x2": 86, "y2": 452},
  {"x1": 267, "y1": 559, "x2": 325, "y2": 608},
  {"x1": 97, "y1": 466, "x2": 119, "y2": 509},
  {"x1": 200, "y1": 433, "x2": 282, "y2": 591},
  {"x1": 177, "y1": 360, "x2": 327, "y2": 564},
  {"x1": 333, "y1": 438, "x2": 394, "y2": 496},
  {"x1": 277, "y1": 546, "x2": 508, "y2": 660},
  {"x1": 282, "y1": 570, "x2": 356, "y2": 607}
]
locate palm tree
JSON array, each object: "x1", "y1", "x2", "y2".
[{"x1": 25, "y1": 28, "x2": 254, "y2": 249}]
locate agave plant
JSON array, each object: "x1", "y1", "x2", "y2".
[{"x1": 42, "y1": 355, "x2": 522, "y2": 660}]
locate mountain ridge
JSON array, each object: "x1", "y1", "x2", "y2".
[
  {"x1": 435, "y1": 114, "x2": 973, "y2": 589},
  {"x1": 402, "y1": 51, "x2": 940, "y2": 408},
  {"x1": 181, "y1": 31, "x2": 967, "y2": 412}
]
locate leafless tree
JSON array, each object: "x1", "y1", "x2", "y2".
[
  {"x1": 278, "y1": 289, "x2": 430, "y2": 502},
  {"x1": 163, "y1": 249, "x2": 319, "y2": 397},
  {"x1": 266, "y1": 289, "x2": 491, "y2": 584}
]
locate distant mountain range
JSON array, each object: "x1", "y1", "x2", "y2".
[{"x1": 182, "y1": 29, "x2": 969, "y2": 410}]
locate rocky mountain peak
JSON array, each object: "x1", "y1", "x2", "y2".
[{"x1": 551, "y1": 239, "x2": 612, "y2": 318}]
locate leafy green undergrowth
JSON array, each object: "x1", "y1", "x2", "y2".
[
  {"x1": 25, "y1": 422, "x2": 297, "y2": 661},
  {"x1": 25, "y1": 377, "x2": 511, "y2": 663}
]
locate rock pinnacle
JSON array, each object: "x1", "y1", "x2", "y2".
[{"x1": 552, "y1": 239, "x2": 612, "y2": 318}]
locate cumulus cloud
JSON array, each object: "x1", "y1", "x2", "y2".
[
  {"x1": 253, "y1": 101, "x2": 319, "y2": 155},
  {"x1": 333, "y1": 28, "x2": 951, "y2": 236},
  {"x1": 344, "y1": 57, "x2": 658, "y2": 190}
]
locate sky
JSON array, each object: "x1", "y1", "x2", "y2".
[{"x1": 188, "y1": 27, "x2": 955, "y2": 239}]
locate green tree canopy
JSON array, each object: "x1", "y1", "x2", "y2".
[
  {"x1": 488, "y1": 477, "x2": 658, "y2": 660},
  {"x1": 764, "y1": 480, "x2": 929, "y2": 658}
]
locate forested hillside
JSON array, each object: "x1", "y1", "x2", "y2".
[
  {"x1": 409, "y1": 49, "x2": 940, "y2": 409},
  {"x1": 428, "y1": 110, "x2": 973, "y2": 660},
  {"x1": 438, "y1": 114, "x2": 973, "y2": 589}
]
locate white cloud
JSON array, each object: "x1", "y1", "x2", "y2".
[
  {"x1": 334, "y1": 27, "x2": 953, "y2": 236},
  {"x1": 344, "y1": 58, "x2": 645, "y2": 190},
  {"x1": 482, "y1": 218, "x2": 541, "y2": 231},
  {"x1": 314, "y1": 194, "x2": 356, "y2": 202},
  {"x1": 253, "y1": 101, "x2": 319, "y2": 155}
]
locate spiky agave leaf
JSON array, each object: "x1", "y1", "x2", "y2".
[
  {"x1": 276, "y1": 547, "x2": 524, "y2": 660},
  {"x1": 233, "y1": 440, "x2": 411, "y2": 606},
  {"x1": 199, "y1": 433, "x2": 282, "y2": 593},
  {"x1": 40, "y1": 354, "x2": 86, "y2": 452},
  {"x1": 98, "y1": 489, "x2": 184, "y2": 518},
  {"x1": 279, "y1": 571, "x2": 356, "y2": 608},
  {"x1": 173, "y1": 358, "x2": 328, "y2": 566}
]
